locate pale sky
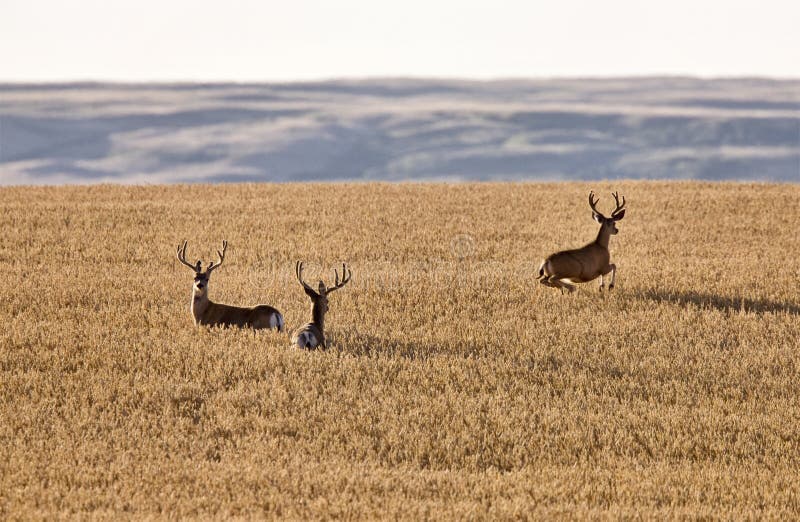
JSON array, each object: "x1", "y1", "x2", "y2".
[{"x1": 1, "y1": 0, "x2": 798, "y2": 81}]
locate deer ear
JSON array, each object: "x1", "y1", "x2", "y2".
[
  {"x1": 592, "y1": 212, "x2": 603, "y2": 223},
  {"x1": 613, "y1": 209, "x2": 626, "y2": 221}
]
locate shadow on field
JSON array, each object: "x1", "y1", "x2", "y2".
[
  {"x1": 332, "y1": 331, "x2": 446, "y2": 360},
  {"x1": 634, "y1": 288, "x2": 800, "y2": 315}
]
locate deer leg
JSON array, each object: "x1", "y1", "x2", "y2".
[
  {"x1": 606, "y1": 264, "x2": 617, "y2": 289},
  {"x1": 539, "y1": 277, "x2": 557, "y2": 288},
  {"x1": 599, "y1": 274, "x2": 604, "y2": 291},
  {"x1": 546, "y1": 275, "x2": 575, "y2": 294},
  {"x1": 540, "y1": 275, "x2": 561, "y2": 290},
  {"x1": 538, "y1": 274, "x2": 560, "y2": 290}
]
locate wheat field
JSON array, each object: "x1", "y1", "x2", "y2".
[{"x1": 1, "y1": 182, "x2": 799, "y2": 519}]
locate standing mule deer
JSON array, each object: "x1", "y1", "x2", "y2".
[
  {"x1": 177, "y1": 240, "x2": 284, "y2": 330},
  {"x1": 291, "y1": 261, "x2": 352, "y2": 349},
  {"x1": 538, "y1": 191, "x2": 626, "y2": 293}
]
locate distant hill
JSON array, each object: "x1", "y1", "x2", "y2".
[{"x1": 1, "y1": 78, "x2": 798, "y2": 184}]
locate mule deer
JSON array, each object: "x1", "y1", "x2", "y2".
[
  {"x1": 291, "y1": 261, "x2": 351, "y2": 349},
  {"x1": 177, "y1": 240, "x2": 284, "y2": 330},
  {"x1": 538, "y1": 191, "x2": 626, "y2": 293}
]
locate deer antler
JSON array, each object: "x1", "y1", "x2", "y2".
[
  {"x1": 588, "y1": 191, "x2": 606, "y2": 218},
  {"x1": 611, "y1": 192, "x2": 626, "y2": 218},
  {"x1": 325, "y1": 263, "x2": 352, "y2": 294},
  {"x1": 177, "y1": 240, "x2": 201, "y2": 272},
  {"x1": 296, "y1": 261, "x2": 318, "y2": 296},
  {"x1": 206, "y1": 240, "x2": 227, "y2": 273}
]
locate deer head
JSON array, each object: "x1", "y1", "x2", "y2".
[
  {"x1": 589, "y1": 191, "x2": 626, "y2": 235},
  {"x1": 295, "y1": 261, "x2": 351, "y2": 318},
  {"x1": 176, "y1": 240, "x2": 227, "y2": 297}
]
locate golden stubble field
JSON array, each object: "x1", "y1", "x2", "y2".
[{"x1": 1, "y1": 182, "x2": 799, "y2": 519}]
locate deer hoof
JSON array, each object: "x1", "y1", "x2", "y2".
[{"x1": 608, "y1": 284, "x2": 615, "y2": 290}]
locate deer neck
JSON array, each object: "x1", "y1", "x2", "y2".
[
  {"x1": 191, "y1": 291, "x2": 210, "y2": 324},
  {"x1": 311, "y1": 300, "x2": 326, "y2": 333},
  {"x1": 595, "y1": 225, "x2": 612, "y2": 249}
]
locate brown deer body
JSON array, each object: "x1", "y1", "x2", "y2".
[
  {"x1": 291, "y1": 261, "x2": 351, "y2": 349},
  {"x1": 538, "y1": 191, "x2": 626, "y2": 293},
  {"x1": 177, "y1": 240, "x2": 284, "y2": 330}
]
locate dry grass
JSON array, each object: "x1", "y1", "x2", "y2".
[{"x1": 1, "y1": 182, "x2": 799, "y2": 519}]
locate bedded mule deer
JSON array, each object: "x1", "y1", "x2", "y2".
[
  {"x1": 291, "y1": 261, "x2": 351, "y2": 349},
  {"x1": 176, "y1": 240, "x2": 284, "y2": 330}
]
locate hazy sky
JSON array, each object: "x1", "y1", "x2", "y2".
[{"x1": 2, "y1": 0, "x2": 798, "y2": 81}]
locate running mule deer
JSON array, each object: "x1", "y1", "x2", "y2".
[{"x1": 538, "y1": 191, "x2": 626, "y2": 293}]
